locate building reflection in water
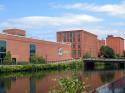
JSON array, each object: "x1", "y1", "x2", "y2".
[
  {"x1": 96, "y1": 74, "x2": 125, "y2": 93},
  {"x1": 0, "y1": 70, "x2": 125, "y2": 93}
]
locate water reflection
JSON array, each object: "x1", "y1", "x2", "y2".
[
  {"x1": 96, "y1": 76, "x2": 125, "y2": 93},
  {"x1": 0, "y1": 70, "x2": 125, "y2": 93}
]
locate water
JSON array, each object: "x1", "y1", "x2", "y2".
[{"x1": 0, "y1": 70, "x2": 125, "y2": 93}]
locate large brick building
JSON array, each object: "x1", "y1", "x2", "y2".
[
  {"x1": 106, "y1": 35, "x2": 124, "y2": 56},
  {"x1": 0, "y1": 29, "x2": 72, "y2": 64},
  {"x1": 57, "y1": 30, "x2": 98, "y2": 58}
]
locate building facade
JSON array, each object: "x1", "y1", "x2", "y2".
[
  {"x1": 57, "y1": 30, "x2": 98, "y2": 58},
  {"x1": 97, "y1": 40, "x2": 106, "y2": 56},
  {"x1": 0, "y1": 29, "x2": 72, "y2": 64},
  {"x1": 106, "y1": 35, "x2": 124, "y2": 56}
]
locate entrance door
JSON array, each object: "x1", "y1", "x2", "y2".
[{"x1": 12, "y1": 58, "x2": 16, "y2": 65}]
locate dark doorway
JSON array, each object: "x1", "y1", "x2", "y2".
[{"x1": 12, "y1": 58, "x2": 16, "y2": 65}]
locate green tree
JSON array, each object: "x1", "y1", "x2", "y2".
[
  {"x1": 3, "y1": 51, "x2": 12, "y2": 65},
  {"x1": 122, "y1": 51, "x2": 125, "y2": 58},
  {"x1": 100, "y1": 46, "x2": 116, "y2": 58}
]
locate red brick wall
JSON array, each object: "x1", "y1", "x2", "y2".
[
  {"x1": 106, "y1": 35, "x2": 124, "y2": 56},
  {"x1": 0, "y1": 33, "x2": 72, "y2": 63},
  {"x1": 81, "y1": 31, "x2": 98, "y2": 57},
  {"x1": 3, "y1": 29, "x2": 26, "y2": 36},
  {"x1": 57, "y1": 30, "x2": 98, "y2": 58}
]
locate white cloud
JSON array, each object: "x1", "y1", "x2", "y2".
[
  {"x1": 0, "y1": 14, "x2": 102, "y2": 29},
  {"x1": 112, "y1": 22, "x2": 125, "y2": 26},
  {"x1": 52, "y1": 1, "x2": 125, "y2": 18}
]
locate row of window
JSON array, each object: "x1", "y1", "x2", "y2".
[
  {"x1": 30, "y1": 44, "x2": 63, "y2": 56},
  {"x1": 72, "y1": 44, "x2": 80, "y2": 49},
  {"x1": 63, "y1": 32, "x2": 80, "y2": 42},
  {"x1": 72, "y1": 50, "x2": 81, "y2": 56}
]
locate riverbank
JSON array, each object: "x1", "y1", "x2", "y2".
[{"x1": 0, "y1": 60, "x2": 82, "y2": 73}]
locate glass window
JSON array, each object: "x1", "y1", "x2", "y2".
[
  {"x1": 72, "y1": 50, "x2": 76, "y2": 55},
  {"x1": 30, "y1": 44, "x2": 36, "y2": 56},
  {"x1": 0, "y1": 41, "x2": 6, "y2": 64},
  {"x1": 58, "y1": 48, "x2": 62, "y2": 56},
  {"x1": 78, "y1": 32, "x2": 80, "y2": 42},
  {"x1": 78, "y1": 44, "x2": 80, "y2": 48},
  {"x1": 70, "y1": 32, "x2": 72, "y2": 42},
  {"x1": 64, "y1": 33, "x2": 67, "y2": 42},
  {"x1": 78, "y1": 50, "x2": 81, "y2": 57}
]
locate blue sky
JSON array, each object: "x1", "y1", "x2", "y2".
[{"x1": 0, "y1": 0, "x2": 125, "y2": 41}]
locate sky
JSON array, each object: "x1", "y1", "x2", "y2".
[{"x1": 0, "y1": 0, "x2": 125, "y2": 41}]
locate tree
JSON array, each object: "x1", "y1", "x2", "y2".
[
  {"x1": 3, "y1": 51, "x2": 12, "y2": 65},
  {"x1": 100, "y1": 46, "x2": 116, "y2": 58},
  {"x1": 122, "y1": 51, "x2": 125, "y2": 58}
]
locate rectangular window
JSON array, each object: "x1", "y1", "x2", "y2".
[
  {"x1": 58, "y1": 48, "x2": 63, "y2": 56},
  {"x1": 70, "y1": 32, "x2": 73, "y2": 42},
  {"x1": 0, "y1": 41, "x2": 6, "y2": 64},
  {"x1": 78, "y1": 44, "x2": 80, "y2": 48},
  {"x1": 78, "y1": 32, "x2": 80, "y2": 42},
  {"x1": 72, "y1": 50, "x2": 76, "y2": 55},
  {"x1": 30, "y1": 44, "x2": 36, "y2": 56},
  {"x1": 64, "y1": 33, "x2": 67, "y2": 42},
  {"x1": 78, "y1": 50, "x2": 81, "y2": 57}
]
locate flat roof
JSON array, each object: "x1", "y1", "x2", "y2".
[
  {"x1": 0, "y1": 32, "x2": 71, "y2": 46},
  {"x1": 57, "y1": 29, "x2": 97, "y2": 37}
]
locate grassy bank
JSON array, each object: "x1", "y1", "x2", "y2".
[{"x1": 0, "y1": 61, "x2": 82, "y2": 73}]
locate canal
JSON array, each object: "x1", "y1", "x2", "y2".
[{"x1": 0, "y1": 68, "x2": 125, "y2": 93}]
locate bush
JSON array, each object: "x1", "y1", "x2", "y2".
[
  {"x1": 50, "y1": 78, "x2": 87, "y2": 93},
  {"x1": 30, "y1": 55, "x2": 46, "y2": 64},
  {"x1": 82, "y1": 53, "x2": 91, "y2": 59}
]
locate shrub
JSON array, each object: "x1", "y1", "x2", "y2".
[
  {"x1": 3, "y1": 51, "x2": 12, "y2": 65},
  {"x1": 30, "y1": 55, "x2": 46, "y2": 64},
  {"x1": 50, "y1": 78, "x2": 87, "y2": 93},
  {"x1": 82, "y1": 53, "x2": 91, "y2": 59},
  {"x1": 37, "y1": 56, "x2": 46, "y2": 64}
]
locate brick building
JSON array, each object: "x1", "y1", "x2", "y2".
[
  {"x1": 106, "y1": 35, "x2": 124, "y2": 56},
  {"x1": 0, "y1": 29, "x2": 72, "y2": 64},
  {"x1": 57, "y1": 30, "x2": 98, "y2": 58}
]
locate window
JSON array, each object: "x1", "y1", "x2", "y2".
[
  {"x1": 73, "y1": 44, "x2": 75, "y2": 48},
  {"x1": 78, "y1": 32, "x2": 80, "y2": 42},
  {"x1": 70, "y1": 32, "x2": 73, "y2": 42},
  {"x1": 64, "y1": 33, "x2": 67, "y2": 42},
  {"x1": 78, "y1": 50, "x2": 81, "y2": 57},
  {"x1": 58, "y1": 48, "x2": 62, "y2": 56},
  {"x1": 72, "y1": 50, "x2": 76, "y2": 55},
  {"x1": 78, "y1": 44, "x2": 80, "y2": 48},
  {"x1": 0, "y1": 41, "x2": 6, "y2": 64},
  {"x1": 30, "y1": 44, "x2": 36, "y2": 56}
]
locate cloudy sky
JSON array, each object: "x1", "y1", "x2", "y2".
[{"x1": 0, "y1": 0, "x2": 125, "y2": 41}]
